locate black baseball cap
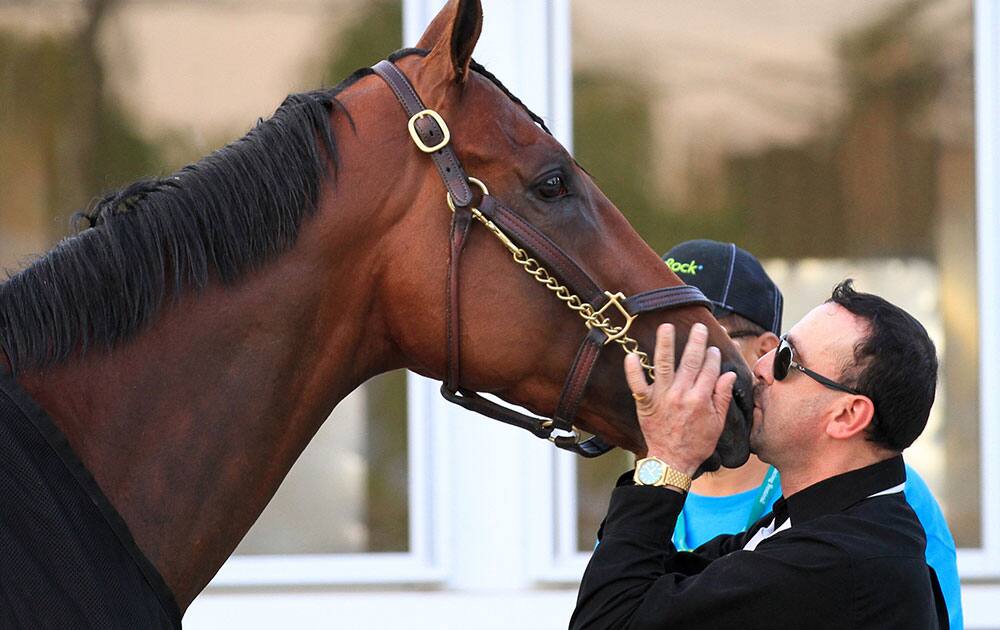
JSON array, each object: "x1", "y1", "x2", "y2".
[{"x1": 662, "y1": 239, "x2": 783, "y2": 335}]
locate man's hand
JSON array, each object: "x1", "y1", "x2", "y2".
[{"x1": 624, "y1": 322, "x2": 737, "y2": 477}]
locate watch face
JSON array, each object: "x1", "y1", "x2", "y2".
[{"x1": 638, "y1": 459, "x2": 666, "y2": 484}]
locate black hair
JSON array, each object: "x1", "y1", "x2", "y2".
[
  {"x1": 827, "y1": 279, "x2": 938, "y2": 451},
  {"x1": 717, "y1": 313, "x2": 767, "y2": 338}
]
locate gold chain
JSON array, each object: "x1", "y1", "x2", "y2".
[{"x1": 468, "y1": 206, "x2": 656, "y2": 380}]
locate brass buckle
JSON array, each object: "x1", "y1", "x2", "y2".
[
  {"x1": 588, "y1": 291, "x2": 637, "y2": 344},
  {"x1": 407, "y1": 109, "x2": 451, "y2": 153}
]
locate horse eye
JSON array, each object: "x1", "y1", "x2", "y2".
[{"x1": 536, "y1": 174, "x2": 569, "y2": 200}]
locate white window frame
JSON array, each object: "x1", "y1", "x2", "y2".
[
  {"x1": 403, "y1": 0, "x2": 579, "y2": 592},
  {"x1": 961, "y1": 0, "x2": 1000, "y2": 579}
]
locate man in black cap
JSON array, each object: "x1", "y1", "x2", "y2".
[{"x1": 570, "y1": 243, "x2": 950, "y2": 628}]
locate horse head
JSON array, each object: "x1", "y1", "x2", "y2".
[{"x1": 370, "y1": 0, "x2": 753, "y2": 470}]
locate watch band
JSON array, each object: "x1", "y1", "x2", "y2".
[
  {"x1": 634, "y1": 456, "x2": 692, "y2": 492},
  {"x1": 659, "y1": 465, "x2": 693, "y2": 492}
]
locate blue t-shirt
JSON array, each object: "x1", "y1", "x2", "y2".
[{"x1": 672, "y1": 464, "x2": 963, "y2": 629}]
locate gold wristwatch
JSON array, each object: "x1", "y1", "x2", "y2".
[{"x1": 633, "y1": 456, "x2": 692, "y2": 492}]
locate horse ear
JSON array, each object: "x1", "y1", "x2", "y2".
[{"x1": 417, "y1": 0, "x2": 483, "y2": 83}]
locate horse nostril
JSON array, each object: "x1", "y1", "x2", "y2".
[
  {"x1": 731, "y1": 386, "x2": 749, "y2": 417},
  {"x1": 723, "y1": 367, "x2": 753, "y2": 420}
]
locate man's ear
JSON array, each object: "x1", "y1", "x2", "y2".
[
  {"x1": 753, "y1": 332, "x2": 779, "y2": 360},
  {"x1": 824, "y1": 396, "x2": 875, "y2": 441},
  {"x1": 416, "y1": 0, "x2": 483, "y2": 83}
]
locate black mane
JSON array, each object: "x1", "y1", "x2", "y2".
[{"x1": 0, "y1": 49, "x2": 548, "y2": 373}]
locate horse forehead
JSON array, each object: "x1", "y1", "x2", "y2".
[
  {"x1": 460, "y1": 81, "x2": 549, "y2": 150},
  {"x1": 492, "y1": 115, "x2": 546, "y2": 149},
  {"x1": 454, "y1": 113, "x2": 555, "y2": 168}
]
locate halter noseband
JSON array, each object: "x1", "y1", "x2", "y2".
[{"x1": 372, "y1": 60, "x2": 711, "y2": 457}]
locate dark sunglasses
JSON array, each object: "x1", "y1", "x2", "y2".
[{"x1": 774, "y1": 335, "x2": 861, "y2": 395}]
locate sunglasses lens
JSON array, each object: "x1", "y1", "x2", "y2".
[{"x1": 774, "y1": 344, "x2": 791, "y2": 381}]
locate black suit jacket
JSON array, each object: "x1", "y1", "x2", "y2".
[{"x1": 571, "y1": 456, "x2": 948, "y2": 629}]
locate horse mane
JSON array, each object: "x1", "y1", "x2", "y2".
[{"x1": 0, "y1": 48, "x2": 548, "y2": 373}]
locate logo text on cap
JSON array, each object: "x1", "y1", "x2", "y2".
[{"x1": 665, "y1": 258, "x2": 703, "y2": 275}]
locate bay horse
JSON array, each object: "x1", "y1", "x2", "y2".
[{"x1": 0, "y1": 0, "x2": 752, "y2": 624}]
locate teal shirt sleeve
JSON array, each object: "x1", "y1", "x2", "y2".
[{"x1": 904, "y1": 464, "x2": 963, "y2": 630}]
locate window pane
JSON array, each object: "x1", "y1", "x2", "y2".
[
  {"x1": 573, "y1": 0, "x2": 979, "y2": 548},
  {"x1": 236, "y1": 370, "x2": 409, "y2": 554}
]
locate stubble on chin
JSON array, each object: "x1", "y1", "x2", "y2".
[{"x1": 748, "y1": 405, "x2": 768, "y2": 458}]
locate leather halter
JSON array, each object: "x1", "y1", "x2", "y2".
[{"x1": 372, "y1": 60, "x2": 711, "y2": 457}]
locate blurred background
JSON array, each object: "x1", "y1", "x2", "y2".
[{"x1": 0, "y1": 0, "x2": 993, "y2": 627}]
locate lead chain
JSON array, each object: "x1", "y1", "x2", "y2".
[
  {"x1": 512, "y1": 250, "x2": 654, "y2": 379},
  {"x1": 465, "y1": 206, "x2": 655, "y2": 379}
]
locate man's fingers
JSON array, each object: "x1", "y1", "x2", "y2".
[
  {"x1": 673, "y1": 322, "x2": 709, "y2": 390},
  {"x1": 712, "y1": 371, "x2": 738, "y2": 421},
  {"x1": 624, "y1": 352, "x2": 653, "y2": 412},
  {"x1": 652, "y1": 324, "x2": 675, "y2": 387},
  {"x1": 693, "y1": 345, "x2": 723, "y2": 396}
]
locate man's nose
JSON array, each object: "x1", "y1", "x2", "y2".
[{"x1": 754, "y1": 348, "x2": 775, "y2": 385}]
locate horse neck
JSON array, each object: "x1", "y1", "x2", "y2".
[{"x1": 17, "y1": 192, "x2": 402, "y2": 609}]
